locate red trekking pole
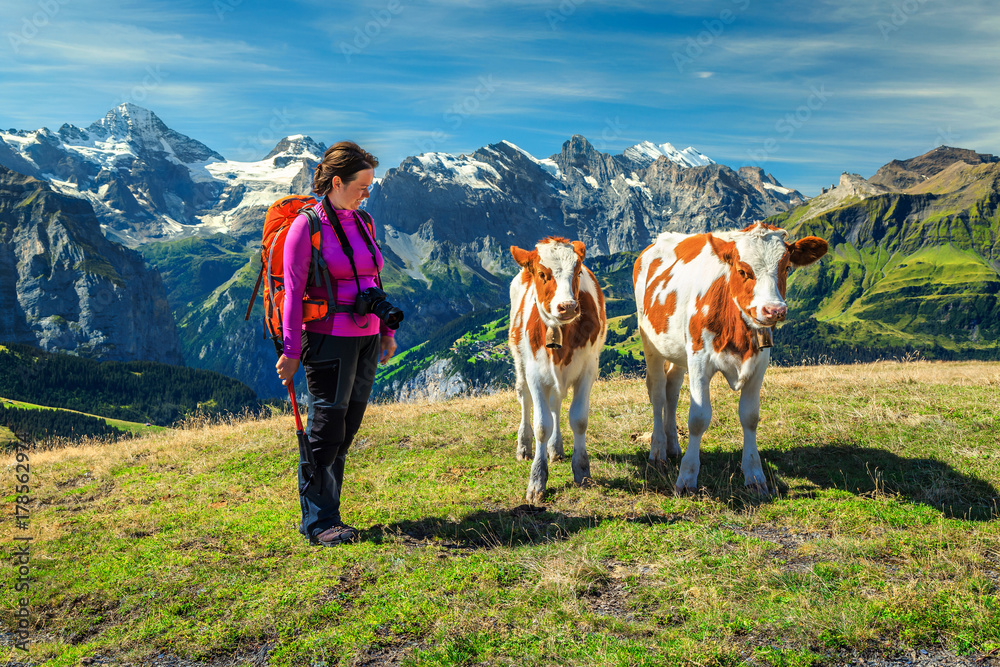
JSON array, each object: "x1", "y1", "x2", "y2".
[{"x1": 287, "y1": 381, "x2": 318, "y2": 495}]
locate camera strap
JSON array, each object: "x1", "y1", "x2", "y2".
[{"x1": 321, "y1": 197, "x2": 372, "y2": 327}]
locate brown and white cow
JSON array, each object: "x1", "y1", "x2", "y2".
[
  {"x1": 633, "y1": 223, "x2": 828, "y2": 495},
  {"x1": 508, "y1": 237, "x2": 607, "y2": 504}
]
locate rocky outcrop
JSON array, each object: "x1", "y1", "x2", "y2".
[
  {"x1": 0, "y1": 166, "x2": 182, "y2": 363},
  {"x1": 869, "y1": 146, "x2": 998, "y2": 190},
  {"x1": 388, "y1": 358, "x2": 501, "y2": 402}
]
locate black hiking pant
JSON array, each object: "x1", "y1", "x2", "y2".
[{"x1": 298, "y1": 331, "x2": 379, "y2": 539}]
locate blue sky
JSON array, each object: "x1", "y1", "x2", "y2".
[{"x1": 2, "y1": 0, "x2": 998, "y2": 195}]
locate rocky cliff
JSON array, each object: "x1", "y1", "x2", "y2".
[{"x1": 0, "y1": 166, "x2": 182, "y2": 363}]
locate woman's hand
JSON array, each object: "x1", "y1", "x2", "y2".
[
  {"x1": 379, "y1": 336, "x2": 397, "y2": 365},
  {"x1": 275, "y1": 354, "x2": 300, "y2": 387}
]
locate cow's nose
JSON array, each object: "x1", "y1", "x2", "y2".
[
  {"x1": 556, "y1": 300, "x2": 579, "y2": 316},
  {"x1": 761, "y1": 304, "x2": 787, "y2": 322}
]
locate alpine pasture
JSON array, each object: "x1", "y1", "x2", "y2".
[{"x1": 3, "y1": 361, "x2": 999, "y2": 666}]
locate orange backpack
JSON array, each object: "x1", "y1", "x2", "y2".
[
  {"x1": 244, "y1": 195, "x2": 376, "y2": 353},
  {"x1": 245, "y1": 194, "x2": 333, "y2": 353}
]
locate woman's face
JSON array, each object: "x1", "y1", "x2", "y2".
[{"x1": 329, "y1": 168, "x2": 375, "y2": 210}]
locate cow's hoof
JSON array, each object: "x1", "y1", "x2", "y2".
[
  {"x1": 516, "y1": 450, "x2": 530, "y2": 461},
  {"x1": 525, "y1": 487, "x2": 546, "y2": 505},
  {"x1": 647, "y1": 458, "x2": 668, "y2": 471},
  {"x1": 575, "y1": 476, "x2": 594, "y2": 488},
  {"x1": 745, "y1": 483, "x2": 771, "y2": 497},
  {"x1": 548, "y1": 453, "x2": 565, "y2": 463},
  {"x1": 674, "y1": 476, "x2": 699, "y2": 495},
  {"x1": 674, "y1": 484, "x2": 698, "y2": 496}
]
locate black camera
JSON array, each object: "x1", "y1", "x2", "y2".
[{"x1": 354, "y1": 287, "x2": 404, "y2": 330}]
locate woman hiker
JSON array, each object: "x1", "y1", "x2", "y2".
[{"x1": 275, "y1": 141, "x2": 398, "y2": 546}]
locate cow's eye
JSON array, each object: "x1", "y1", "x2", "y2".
[
  {"x1": 539, "y1": 273, "x2": 549, "y2": 282},
  {"x1": 738, "y1": 267, "x2": 755, "y2": 280}
]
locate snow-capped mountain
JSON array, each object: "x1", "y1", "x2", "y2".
[
  {"x1": 623, "y1": 140, "x2": 715, "y2": 168},
  {"x1": 196, "y1": 133, "x2": 325, "y2": 240},
  {"x1": 367, "y1": 134, "x2": 804, "y2": 288},
  {"x1": 0, "y1": 104, "x2": 802, "y2": 254},
  {"x1": 0, "y1": 104, "x2": 324, "y2": 246}
]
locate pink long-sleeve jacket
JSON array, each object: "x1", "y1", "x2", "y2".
[{"x1": 281, "y1": 201, "x2": 394, "y2": 358}]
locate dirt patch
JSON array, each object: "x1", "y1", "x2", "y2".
[
  {"x1": 318, "y1": 565, "x2": 374, "y2": 610},
  {"x1": 353, "y1": 639, "x2": 428, "y2": 667},
  {"x1": 582, "y1": 579, "x2": 635, "y2": 620},
  {"x1": 0, "y1": 640, "x2": 274, "y2": 667},
  {"x1": 579, "y1": 560, "x2": 657, "y2": 623},
  {"x1": 724, "y1": 524, "x2": 831, "y2": 572},
  {"x1": 806, "y1": 646, "x2": 999, "y2": 666}
]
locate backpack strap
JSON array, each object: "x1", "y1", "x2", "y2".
[
  {"x1": 356, "y1": 209, "x2": 377, "y2": 242},
  {"x1": 302, "y1": 206, "x2": 338, "y2": 321},
  {"x1": 244, "y1": 264, "x2": 265, "y2": 321}
]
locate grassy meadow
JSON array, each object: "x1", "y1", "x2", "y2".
[{"x1": 2, "y1": 361, "x2": 999, "y2": 666}]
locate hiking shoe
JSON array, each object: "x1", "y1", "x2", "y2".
[{"x1": 310, "y1": 524, "x2": 359, "y2": 546}]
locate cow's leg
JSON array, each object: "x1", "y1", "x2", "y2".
[
  {"x1": 641, "y1": 331, "x2": 671, "y2": 466},
  {"x1": 546, "y1": 389, "x2": 565, "y2": 462},
  {"x1": 514, "y1": 363, "x2": 532, "y2": 461},
  {"x1": 677, "y1": 362, "x2": 712, "y2": 495},
  {"x1": 664, "y1": 362, "x2": 685, "y2": 458},
  {"x1": 526, "y1": 385, "x2": 553, "y2": 505},
  {"x1": 739, "y1": 362, "x2": 769, "y2": 495},
  {"x1": 568, "y1": 368, "x2": 595, "y2": 484}
]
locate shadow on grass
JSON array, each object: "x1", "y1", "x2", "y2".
[
  {"x1": 595, "y1": 443, "x2": 1000, "y2": 522},
  {"x1": 360, "y1": 504, "x2": 690, "y2": 550},
  {"x1": 362, "y1": 506, "x2": 600, "y2": 549},
  {"x1": 764, "y1": 442, "x2": 1000, "y2": 522}
]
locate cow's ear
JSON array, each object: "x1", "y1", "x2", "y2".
[
  {"x1": 707, "y1": 234, "x2": 737, "y2": 266},
  {"x1": 510, "y1": 245, "x2": 537, "y2": 269},
  {"x1": 787, "y1": 237, "x2": 828, "y2": 266},
  {"x1": 572, "y1": 240, "x2": 586, "y2": 261}
]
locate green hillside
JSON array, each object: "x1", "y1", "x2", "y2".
[
  {"x1": 0, "y1": 396, "x2": 163, "y2": 433},
  {"x1": 777, "y1": 163, "x2": 1000, "y2": 357},
  {"x1": 0, "y1": 343, "x2": 273, "y2": 431},
  {"x1": 141, "y1": 234, "x2": 255, "y2": 324}
]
